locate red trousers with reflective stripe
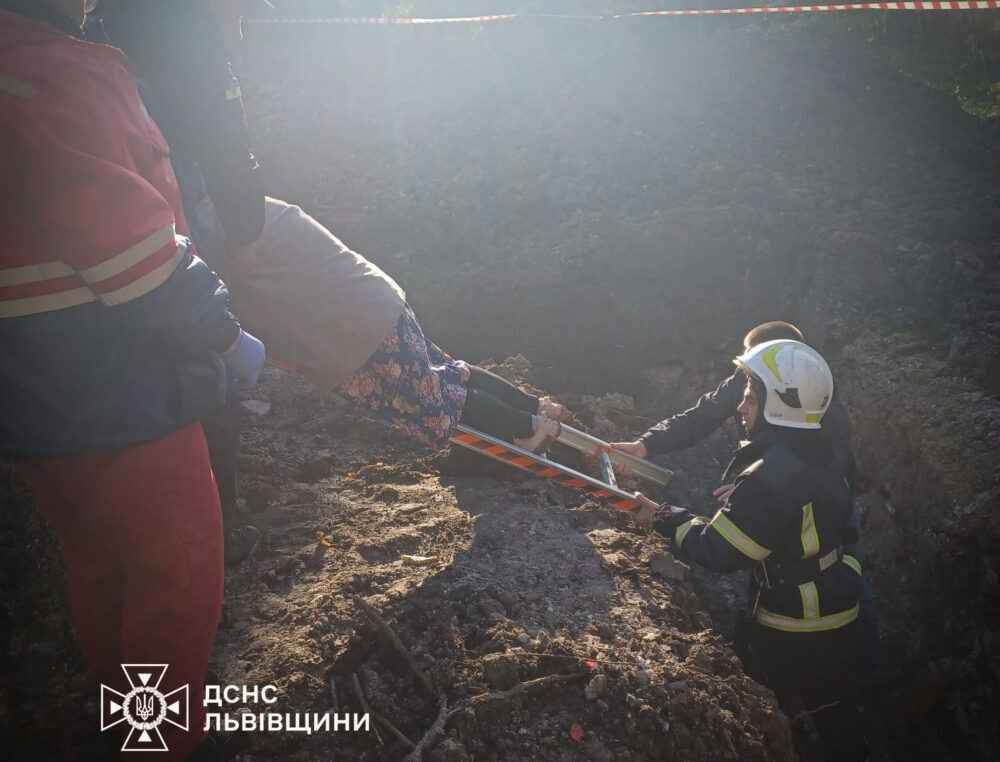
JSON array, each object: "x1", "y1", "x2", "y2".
[{"x1": 21, "y1": 423, "x2": 223, "y2": 761}]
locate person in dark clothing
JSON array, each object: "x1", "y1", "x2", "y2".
[
  {"x1": 630, "y1": 340, "x2": 868, "y2": 761},
  {"x1": 612, "y1": 321, "x2": 851, "y2": 479},
  {"x1": 86, "y1": 0, "x2": 269, "y2": 566},
  {"x1": 95, "y1": 0, "x2": 264, "y2": 261},
  {"x1": 610, "y1": 320, "x2": 884, "y2": 691}
]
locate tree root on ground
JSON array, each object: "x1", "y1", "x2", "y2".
[{"x1": 357, "y1": 597, "x2": 587, "y2": 761}]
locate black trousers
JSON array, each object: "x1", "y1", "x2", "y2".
[
  {"x1": 752, "y1": 621, "x2": 868, "y2": 762},
  {"x1": 200, "y1": 393, "x2": 242, "y2": 533},
  {"x1": 457, "y1": 365, "x2": 540, "y2": 442}
]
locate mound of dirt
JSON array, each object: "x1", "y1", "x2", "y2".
[{"x1": 185, "y1": 366, "x2": 797, "y2": 762}]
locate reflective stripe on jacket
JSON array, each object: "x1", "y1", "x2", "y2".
[
  {"x1": 0, "y1": 8, "x2": 240, "y2": 456},
  {"x1": 669, "y1": 430, "x2": 861, "y2": 633}
]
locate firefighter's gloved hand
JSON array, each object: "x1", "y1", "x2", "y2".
[
  {"x1": 652, "y1": 504, "x2": 690, "y2": 539},
  {"x1": 223, "y1": 328, "x2": 266, "y2": 387}
]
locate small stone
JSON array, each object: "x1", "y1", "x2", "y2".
[
  {"x1": 497, "y1": 592, "x2": 521, "y2": 617},
  {"x1": 481, "y1": 654, "x2": 519, "y2": 690},
  {"x1": 985, "y1": 568, "x2": 998, "y2": 586},
  {"x1": 639, "y1": 704, "x2": 660, "y2": 723},
  {"x1": 584, "y1": 735, "x2": 614, "y2": 762},
  {"x1": 588, "y1": 620, "x2": 614, "y2": 640},
  {"x1": 446, "y1": 582, "x2": 474, "y2": 601},
  {"x1": 584, "y1": 674, "x2": 608, "y2": 700},
  {"x1": 478, "y1": 597, "x2": 507, "y2": 621},
  {"x1": 650, "y1": 551, "x2": 687, "y2": 581},
  {"x1": 241, "y1": 400, "x2": 271, "y2": 416},
  {"x1": 430, "y1": 738, "x2": 472, "y2": 762},
  {"x1": 673, "y1": 722, "x2": 693, "y2": 748}
]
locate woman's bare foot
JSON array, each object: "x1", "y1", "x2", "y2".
[
  {"x1": 537, "y1": 397, "x2": 565, "y2": 421},
  {"x1": 513, "y1": 415, "x2": 561, "y2": 453}
]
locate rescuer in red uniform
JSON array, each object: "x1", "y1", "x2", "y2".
[{"x1": 0, "y1": 1, "x2": 264, "y2": 757}]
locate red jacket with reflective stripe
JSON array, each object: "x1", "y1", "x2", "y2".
[
  {"x1": 0, "y1": 8, "x2": 240, "y2": 457},
  {"x1": 0, "y1": 8, "x2": 192, "y2": 314}
]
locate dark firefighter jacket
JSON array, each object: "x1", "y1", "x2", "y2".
[{"x1": 656, "y1": 426, "x2": 862, "y2": 634}]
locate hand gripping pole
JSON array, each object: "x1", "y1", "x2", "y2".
[{"x1": 553, "y1": 423, "x2": 673, "y2": 487}]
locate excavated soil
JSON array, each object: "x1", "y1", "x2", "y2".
[{"x1": 3, "y1": 11, "x2": 1000, "y2": 762}]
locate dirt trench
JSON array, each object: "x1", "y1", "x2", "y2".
[
  {"x1": 2, "y1": 13, "x2": 1000, "y2": 762},
  {"x1": 233, "y1": 15, "x2": 1000, "y2": 758}
]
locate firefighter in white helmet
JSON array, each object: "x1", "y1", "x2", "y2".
[{"x1": 631, "y1": 340, "x2": 866, "y2": 761}]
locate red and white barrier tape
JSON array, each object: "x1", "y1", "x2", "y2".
[
  {"x1": 246, "y1": 13, "x2": 516, "y2": 24},
  {"x1": 632, "y1": 0, "x2": 1000, "y2": 13},
  {"x1": 245, "y1": 2, "x2": 1000, "y2": 24}
]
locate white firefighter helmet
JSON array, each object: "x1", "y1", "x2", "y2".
[{"x1": 735, "y1": 339, "x2": 833, "y2": 429}]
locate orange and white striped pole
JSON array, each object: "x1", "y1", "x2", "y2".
[{"x1": 450, "y1": 423, "x2": 644, "y2": 512}]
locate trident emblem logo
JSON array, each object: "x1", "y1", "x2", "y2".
[
  {"x1": 135, "y1": 692, "x2": 156, "y2": 721},
  {"x1": 101, "y1": 664, "x2": 189, "y2": 752}
]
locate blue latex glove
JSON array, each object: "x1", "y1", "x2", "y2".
[{"x1": 222, "y1": 329, "x2": 265, "y2": 387}]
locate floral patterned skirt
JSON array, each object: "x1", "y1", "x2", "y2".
[{"x1": 336, "y1": 304, "x2": 470, "y2": 446}]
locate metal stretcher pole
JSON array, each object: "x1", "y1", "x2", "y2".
[
  {"x1": 553, "y1": 423, "x2": 673, "y2": 487},
  {"x1": 449, "y1": 424, "x2": 640, "y2": 512}
]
